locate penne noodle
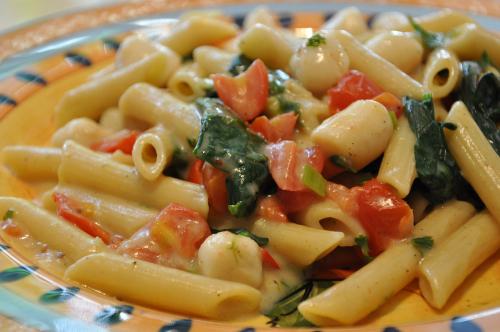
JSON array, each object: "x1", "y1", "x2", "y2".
[
  {"x1": 251, "y1": 218, "x2": 344, "y2": 267},
  {"x1": 0, "y1": 197, "x2": 109, "y2": 263},
  {"x1": 56, "y1": 52, "x2": 175, "y2": 126},
  {"x1": 419, "y1": 211, "x2": 500, "y2": 309},
  {"x1": 58, "y1": 141, "x2": 208, "y2": 217},
  {"x1": 298, "y1": 200, "x2": 475, "y2": 326},
  {"x1": 65, "y1": 252, "x2": 262, "y2": 319},
  {"x1": 2, "y1": 146, "x2": 61, "y2": 181},
  {"x1": 377, "y1": 116, "x2": 417, "y2": 198},
  {"x1": 444, "y1": 101, "x2": 500, "y2": 222},
  {"x1": 132, "y1": 125, "x2": 174, "y2": 181},
  {"x1": 327, "y1": 30, "x2": 427, "y2": 99}
]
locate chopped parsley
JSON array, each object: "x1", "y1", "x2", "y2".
[
  {"x1": 409, "y1": 16, "x2": 447, "y2": 49},
  {"x1": 306, "y1": 33, "x2": 326, "y2": 48},
  {"x1": 412, "y1": 236, "x2": 434, "y2": 255}
]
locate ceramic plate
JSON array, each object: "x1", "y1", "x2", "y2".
[{"x1": 0, "y1": 2, "x2": 499, "y2": 331}]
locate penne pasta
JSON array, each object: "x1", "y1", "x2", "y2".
[
  {"x1": 159, "y1": 16, "x2": 239, "y2": 56},
  {"x1": 58, "y1": 141, "x2": 208, "y2": 217},
  {"x1": 119, "y1": 83, "x2": 200, "y2": 145},
  {"x1": 52, "y1": 118, "x2": 112, "y2": 148},
  {"x1": 295, "y1": 200, "x2": 365, "y2": 246},
  {"x1": 444, "y1": 101, "x2": 500, "y2": 222},
  {"x1": 0, "y1": 197, "x2": 109, "y2": 263},
  {"x1": 418, "y1": 211, "x2": 500, "y2": 309},
  {"x1": 42, "y1": 185, "x2": 157, "y2": 237},
  {"x1": 132, "y1": 125, "x2": 174, "y2": 181},
  {"x1": 167, "y1": 62, "x2": 208, "y2": 102},
  {"x1": 193, "y1": 46, "x2": 235, "y2": 75},
  {"x1": 377, "y1": 116, "x2": 417, "y2": 198},
  {"x1": 298, "y1": 200, "x2": 475, "y2": 326},
  {"x1": 251, "y1": 218, "x2": 344, "y2": 267},
  {"x1": 2, "y1": 146, "x2": 61, "y2": 181},
  {"x1": 327, "y1": 30, "x2": 426, "y2": 99},
  {"x1": 56, "y1": 52, "x2": 174, "y2": 126},
  {"x1": 65, "y1": 252, "x2": 262, "y2": 319},
  {"x1": 422, "y1": 48, "x2": 461, "y2": 99}
]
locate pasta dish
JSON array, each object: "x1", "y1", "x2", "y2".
[{"x1": 0, "y1": 6, "x2": 499, "y2": 327}]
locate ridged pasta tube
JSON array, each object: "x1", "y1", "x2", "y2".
[
  {"x1": 65, "y1": 252, "x2": 262, "y2": 319},
  {"x1": 419, "y1": 212, "x2": 500, "y2": 309},
  {"x1": 132, "y1": 125, "x2": 174, "y2": 181},
  {"x1": 422, "y1": 48, "x2": 461, "y2": 99},
  {"x1": 298, "y1": 200, "x2": 475, "y2": 326},
  {"x1": 2, "y1": 146, "x2": 61, "y2": 181},
  {"x1": 322, "y1": 7, "x2": 368, "y2": 35},
  {"x1": 159, "y1": 16, "x2": 239, "y2": 56},
  {"x1": 444, "y1": 101, "x2": 500, "y2": 222},
  {"x1": 365, "y1": 31, "x2": 423, "y2": 74},
  {"x1": 239, "y1": 24, "x2": 294, "y2": 70}
]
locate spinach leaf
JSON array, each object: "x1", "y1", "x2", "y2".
[
  {"x1": 458, "y1": 62, "x2": 500, "y2": 154},
  {"x1": 268, "y1": 70, "x2": 289, "y2": 96},
  {"x1": 409, "y1": 17, "x2": 447, "y2": 49},
  {"x1": 228, "y1": 54, "x2": 253, "y2": 76},
  {"x1": 194, "y1": 98, "x2": 269, "y2": 217},
  {"x1": 404, "y1": 95, "x2": 466, "y2": 204},
  {"x1": 211, "y1": 228, "x2": 269, "y2": 246},
  {"x1": 266, "y1": 280, "x2": 334, "y2": 327}
]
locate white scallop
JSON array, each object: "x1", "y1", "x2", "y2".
[
  {"x1": 289, "y1": 33, "x2": 350, "y2": 96},
  {"x1": 198, "y1": 231, "x2": 263, "y2": 288}
]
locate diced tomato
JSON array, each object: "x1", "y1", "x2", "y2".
[
  {"x1": 270, "y1": 112, "x2": 298, "y2": 141},
  {"x1": 202, "y1": 163, "x2": 228, "y2": 214},
  {"x1": 276, "y1": 190, "x2": 319, "y2": 214},
  {"x1": 150, "y1": 203, "x2": 211, "y2": 258},
  {"x1": 373, "y1": 92, "x2": 403, "y2": 118},
  {"x1": 326, "y1": 182, "x2": 359, "y2": 216},
  {"x1": 328, "y1": 70, "x2": 383, "y2": 114},
  {"x1": 1, "y1": 219, "x2": 25, "y2": 238},
  {"x1": 265, "y1": 141, "x2": 325, "y2": 192},
  {"x1": 355, "y1": 179, "x2": 413, "y2": 255},
  {"x1": 310, "y1": 247, "x2": 365, "y2": 279},
  {"x1": 257, "y1": 196, "x2": 289, "y2": 223},
  {"x1": 261, "y1": 248, "x2": 280, "y2": 269},
  {"x1": 91, "y1": 130, "x2": 140, "y2": 155},
  {"x1": 213, "y1": 59, "x2": 269, "y2": 121},
  {"x1": 249, "y1": 112, "x2": 298, "y2": 143},
  {"x1": 187, "y1": 159, "x2": 204, "y2": 184},
  {"x1": 52, "y1": 192, "x2": 112, "y2": 245}
]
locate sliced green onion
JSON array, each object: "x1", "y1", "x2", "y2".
[{"x1": 301, "y1": 164, "x2": 327, "y2": 196}]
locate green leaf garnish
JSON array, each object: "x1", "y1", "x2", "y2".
[
  {"x1": 409, "y1": 16, "x2": 447, "y2": 49},
  {"x1": 306, "y1": 33, "x2": 326, "y2": 47},
  {"x1": 2, "y1": 209, "x2": 14, "y2": 221},
  {"x1": 266, "y1": 280, "x2": 334, "y2": 327},
  {"x1": 354, "y1": 235, "x2": 372, "y2": 261},
  {"x1": 194, "y1": 99, "x2": 269, "y2": 217},
  {"x1": 39, "y1": 287, "x2": 80, "y2": 304},
  {"x1": 211, "y1": 228, "x2": 269, "y2": 247},
  {"x1": 404, "y1": 95, "x2": 477, "y2": 204},
  {"x1": 330, "y1": 155, "x2": 357, "y2": 173},
  {"x1": 268, "y1": 70, "x2": 289, "y2": 96},
  {"x1": 301, "y1": 164, "x2": 327, "y2": 196},
  {"x1": 412, "y1": 236, "x2": 434, "y2": 255}
]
